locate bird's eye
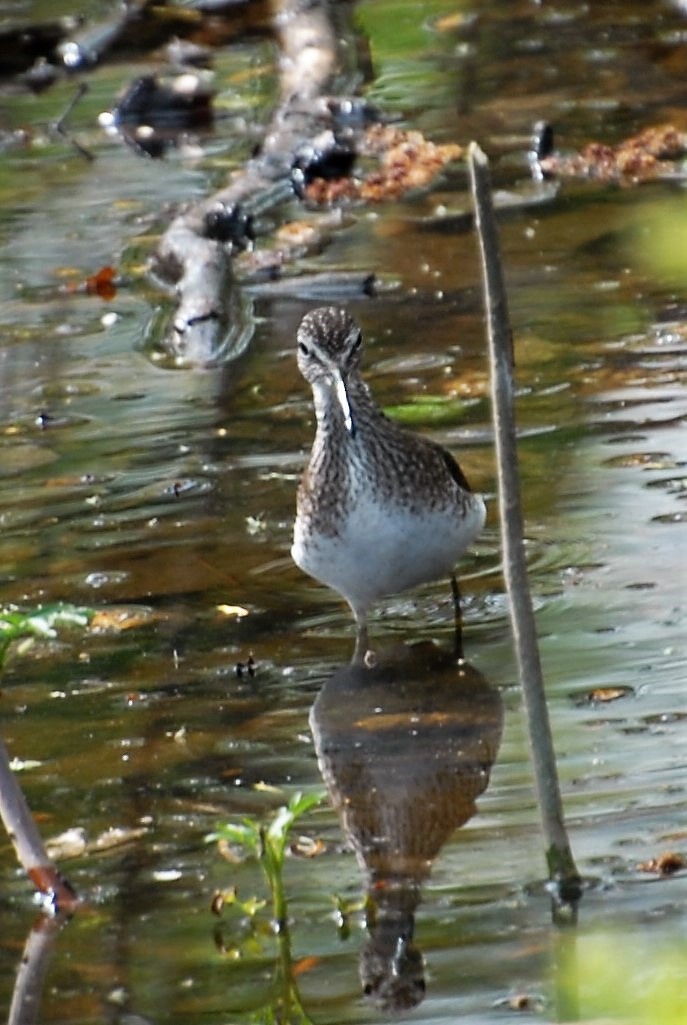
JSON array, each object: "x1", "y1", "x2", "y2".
[{"x1": 298, "y1": 342, "x2": 310, "y2": 355}]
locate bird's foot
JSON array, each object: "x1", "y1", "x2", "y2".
[{"x1": 363, "y1": 647, "x2": 377, "y2": 669}]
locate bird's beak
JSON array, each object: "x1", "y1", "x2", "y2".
[{"x1": 331, "y1": 368, "x2": 356, "y2": 437}]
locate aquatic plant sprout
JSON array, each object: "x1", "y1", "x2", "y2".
[
  {"x1": 209, "y1": 791, "x2": 326, "y2": 1025},
  {"x1": 209, "y1": 790, "x2": 326, "y2": 930},
  {"x1": 0, "y1": 603, "x2": 94, "y2": 667}
]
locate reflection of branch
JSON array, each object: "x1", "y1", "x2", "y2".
[
  {"x1": 56, "y1": 0, "x2": 200, "y2": 72},
  {"x1": 0, "y1": 736, "x2": 77, "y2": 913},
  {"x1": 468, "y1": 143, "x2": 581, "y2": 904},
  {"x1": 7, "y1": 915, "x2": 63, "y2": 1025}
]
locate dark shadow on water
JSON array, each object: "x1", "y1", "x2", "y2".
[{"x1": 310, "y1": 641, "x2": 503, "y2": 1013}]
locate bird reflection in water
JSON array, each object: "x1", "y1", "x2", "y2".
[{"x1": 310, "y1": 641, "x2": 503, "y2": 1012}]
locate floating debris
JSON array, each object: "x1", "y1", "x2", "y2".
[
  {"x1": 218, "y1": 604, "x2": 250, "y2": 619},
  {"x1": 576, "y1": 685, "x2": 634, "y2": 705},
  {"x1": 537, "y1": 122, "x2": 687, "y2": 184},
  {"x1": 637, "y1": 851, "x2": 685, "y2": 876},
  {"x1": 304, "y1": 125, "x2": 463, "y2": 204}
]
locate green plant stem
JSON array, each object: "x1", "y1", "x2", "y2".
[{"x1": 260, "y1": 828, "x2": 288, "y2": 932}]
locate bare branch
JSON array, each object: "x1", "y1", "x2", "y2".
[
  {"x1": 0, "y1": 737, "x2": 78, "y2": 914},
  {"x1": 153, "y1": 0, "x2": 348, "y2": 366}
]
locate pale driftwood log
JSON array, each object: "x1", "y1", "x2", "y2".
[
  {"x1": 468, "y1": 142, "x2": 581, "y2": 906},
  {"x1": 154, "y1": 0, "x2": 354, "y2": 365}
]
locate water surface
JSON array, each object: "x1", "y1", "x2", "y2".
[{"x1": 0, "y1": 1, "x2": 686, "y2": 1023}]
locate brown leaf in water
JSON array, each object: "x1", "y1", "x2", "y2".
[
  {"x1": 61, "y1": 265, "x2": 119, "y2": 299},
  {"x1": 579, "y1": 686, "x2": 633, "y2": 705},
  {"x1": 85, "y1": 265, "x2": 117, "y2": 300},
  {"x1": 90, "y1": 607, "x2": 158, "y2": 632},
  {"x1": 293, "y1": 956, "x2": 321, "y2": 976},
  {"x1": 637, "y1": 851, "x2": 685, "y2": 876}
]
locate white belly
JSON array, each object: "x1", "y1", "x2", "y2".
[{"x1": 292, "y1": 490, "x2": 485, "y2": 616}]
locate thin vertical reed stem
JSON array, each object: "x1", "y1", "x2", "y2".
[{"x1": 468, "y1": 142, "x2": 580, "y2": 900}]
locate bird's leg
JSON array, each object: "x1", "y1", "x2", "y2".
[
  {"x1": 352, "y1": 611, "x2": 370, "y2": 666},
  {"x1": 451, "y1": 574, "x2": 464, "y2": 663}
]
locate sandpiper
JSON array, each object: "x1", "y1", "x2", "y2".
[{"x1": 291, "y1": 306, "x2": 485, "y2": 662}]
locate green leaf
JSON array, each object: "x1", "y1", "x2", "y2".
[
  {"x1": 288, "y1": 790, "x2": 326, "y2": 817},
  {"x1": 0, "y1": 603, "x2": 95, "y2": 669},
  {"x1": 214, "y1": 820, "x2": 260, "y2": 847},
  {"x1": 266, "y1": 791, "x2": 325, "y2": 847},
  {"x1": 384, "y1": 395, "x2": 469, "y2": 425},
  {"x1": 240, "y1": 895, "x2": 267, "y2": 917}
]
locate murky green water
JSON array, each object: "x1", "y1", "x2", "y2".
[{"x1": 1, "y1": 1, "x2": 686, "y2": 1023}]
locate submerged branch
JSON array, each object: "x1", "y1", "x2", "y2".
[{"x1": 468, "y1": 142, "x2": 581, "y2": 905}]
